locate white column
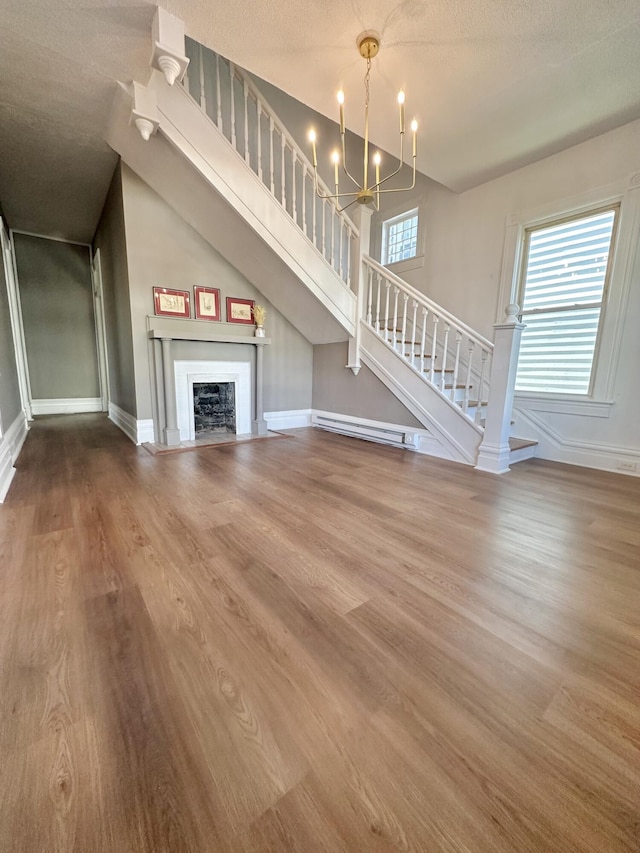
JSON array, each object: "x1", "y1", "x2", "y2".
[
  {"x1": 475, "y1": 305, "x2": 525, "y2": 474},
  {"x1": 252, "y1": 344, "x2": 268, "y2": 436},
  {"x1": 346, "y1": 205, "x2": 373, "y2": 375},
  {"x1": 161, "y1": 338, "x2": 181, "y2": 446}
]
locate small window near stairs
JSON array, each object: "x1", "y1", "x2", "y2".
[
  {"x1": 382, "y1": 209, "x2": 419, "y2": 266},
  {"x1": 515, "y1": 205, "x2": 619, "y2": 396}
]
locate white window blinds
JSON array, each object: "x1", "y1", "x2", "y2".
[{"x1": 515, "y1": 207, "x2": 618, "y2": 395}]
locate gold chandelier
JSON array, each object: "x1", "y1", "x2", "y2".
[{"x1": 308, "y1": 32, "x2": 418, "y2": 212}]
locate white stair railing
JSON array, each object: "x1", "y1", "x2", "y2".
[
  {"x1": 183, "y1": 38, "x2": 357, "y2": 287},
  {"x1": 362, "y1": 256, "x2": 494, "y2": 426}
]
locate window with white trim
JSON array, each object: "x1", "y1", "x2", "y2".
[
  {"x1": 515, "y1": 205, "x2": 619, "y2": 395},
  {"x1": 382, "y1": 209, "x2": 418, "y2": 265}
]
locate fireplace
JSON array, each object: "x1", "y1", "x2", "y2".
[
  {"x1": 174, "y1": 360, "x2": 252, "y2": 441},
  {"x1": 193, "y1": 382, "x2": 236, "y2": 435}
]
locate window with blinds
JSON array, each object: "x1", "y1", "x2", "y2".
[
  {"x1": 382, "y1": 209, "x2": 418, "y2": 265},
  {"x1": 515, "y1": 206, "x2": 618, "y2": 395}
]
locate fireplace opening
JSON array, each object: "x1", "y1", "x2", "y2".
[{"x1": 193, "y1": 382, "x2": 236, "y2": 435}]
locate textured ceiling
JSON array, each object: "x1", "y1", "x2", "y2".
[{"x1": 1, "y1": 0, "x2": 639, "y2": 242}]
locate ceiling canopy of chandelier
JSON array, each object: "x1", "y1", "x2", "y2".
[{"x1": 308, "y1": 31, "x2": 418, "y2": 213}]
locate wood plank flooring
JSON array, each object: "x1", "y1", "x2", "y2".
[{"x1": 1, "y1": 413, "x2": 639, "y2": 852}]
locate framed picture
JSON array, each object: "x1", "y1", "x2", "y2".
[
  {"x1": 226, "y1": 297, "x2": 255, "y2": 325},
  {"x1": 153, "y1": 287, "x2": 190, "y2": 318},
  {"x1": 193, "y1": 286, "x2": 221, "y2": 321}
]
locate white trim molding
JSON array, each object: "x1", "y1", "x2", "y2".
[
  {"x1": 514, "y1": 394, "x2": 613, "y2": 418},
  {"x1": 0, "y1": 410, "x2": 29, "y2": 502},
  {"x1": 264, "y1": 409, "x2": 312, "y2": 430},
  {"x1": 108, "y1": 402, "x2": 155, "y2": 445},
  {"x1": 31, "y1": 397, "x2": 102, "y2": 415},
  {"x1": 513, "y1": 406, "x2": 640, "y2": 476}
]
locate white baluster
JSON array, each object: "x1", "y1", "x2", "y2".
[
  {"x1": 420, "y1": 308, "x2": 428, "y2": 374},
  {"x1": 198, "y1": 43, "x2": 207, "y2": 113},
  {"x1": 269, "y1": 117, "x2": 275, "y2": 194},
  {"x1": 280, "y1": 135, "x2": 286, "y2": 207},
  {"x1": 215, "y1": 54, "x2": 222, "y2": 131},
  {"x1": 243, "y1": 80, "x2": 250, "y2": 164},
  {"x1": 330, "y1": 207, "x2": 335, "y2": 269},
  {"x1": 476, "y1": 349, "x2": 488, "y2": 424},
  {"x1": 257, "y1": 103, "x2": 263, "y2": 182},
  {"x1": 312, "y1": 193, "x2": 317, "y2": 253},
  {"x1": 366, "y1": 267, "x2": 373, "y2": 325},
  {"x1": 464, "y1": 341, "x2": 475, "y2": 413},
  {"x1": 452, "y1": 332, "x2": 462, "y2": 401},
  {"x1": 346, "y1": 229, "x2": 352, "y2": 289},
  {"x1": 302, "y1": 164, "x2": 307, "y2": 235},
  {"x1": 430, "y1": 317, "x2": 439, "y2": 384},
  {"x1": 411, "y1": 299, "x2": 418, "y2": 367},
  {"x1": 441, "y1": 323, "x2": 450, "y2": 392},
  {"x1": 229, "y1": 62, "x2": 236, "y2": 149},
  {"x1": 392, "y1": 287, "x2": 399, "y2": 350},
  {"x1": 291, "y1": 149, "x2": 297, "y2": 224},
  {"x1": 374, "y1": 272, "x2": 381, "y2": 333},
  {"x1": 338, "y1": 222, "x2": 344, "y2": 281},
  {"x1": 401, "y1": 294, "x2": 409, "y2": 360},
  {"x1": 384, "y1": 282, "x2": 391, "y2": 340},
  {"x1": 322, "y1": 200, "x2": 327, "y2": 259}
]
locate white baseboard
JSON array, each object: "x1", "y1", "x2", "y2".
[
  {"x1": 265, "y1": 409, "x2": 312, "y2": 430},
  {"x1": 109, "y1": 402, "x2": 155, "y2": 445},
  {"x1": 0, "y1": 440, "x2": 15, "y2": 503},
  {"x1": 513, "y1": 407, "x2": 640, "y2": 476},
  {"x1": 136, "y1": 419, "x2": 155, "y2": 444},
  {"x1": 0, "y1": 410, "x2": 29, "y2": 502},
  {"x1": 5, "y1": 409, "x2": 29, "y2": 461},
  {"x1": 31, "y1": 397, "x2": 102, "y2": 415}
]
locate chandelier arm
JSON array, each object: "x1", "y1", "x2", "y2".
[
  {"x1": 340, "y1": 134, "x2": 364, "y2": 190},
  {"x1": 372, "y1": 133, "x2": 405, "y2": 189},
  {"x1": 376, "y1": 159, "x2": 417, "y2": 194},
  {"x1": 336, "y1": 197, "x2": 361, "y2": 214}
]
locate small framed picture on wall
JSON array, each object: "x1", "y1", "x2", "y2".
[
  {"x1": 153, "y1": 287, "x2": 190, "y2": 318},
  {"x1": 193, "y1": 286, "x2": 221, "y2": 321},
  {"x1": 226, "y1": 297, "x2": 255, "y2": 324}
]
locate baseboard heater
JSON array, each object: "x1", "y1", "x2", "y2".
[{"x1": 311, "y1": 414, "x2": 412, "y2": 447}]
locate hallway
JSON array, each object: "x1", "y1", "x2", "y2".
[{"x1": 0, "y1": 415, "x2": 639, "y2": 852}]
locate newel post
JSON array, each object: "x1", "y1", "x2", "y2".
[
  {"x1": 346, "y1": 206, "x2": 373, "y2": 375},
  {"x1": 475, "y1": 304, "x2": 525, "y2": 474}
]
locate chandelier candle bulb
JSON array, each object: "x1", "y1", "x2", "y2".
[
  {"x1": 332, "y1": 150, "x2": 340, "y2": 190},
  {"x1": 309, "y1": 129, "x2": 318, "y2": 168},
  {"x1": 411, "y1": 119, "x2": 418, "y2": 157},
  {"x1": 398, "y1": 91, "x2": 405, "y2": 133},
  {"x1": 337, "y1": 91, "x2": 345, "y2": 134}
]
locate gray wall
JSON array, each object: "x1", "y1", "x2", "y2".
[
  {"x1": 13, "y1": 233, "x2": 99, "y2": 400},
  {"x1": 119, "y1": 164, "x2": 313, "y2": 422},
  {"x1": 0, "y1": 224, "x2": 22, "y2": 429},
  {"x1": 93, "y1": 162, "x2": 137, "y2": 416},
  {"x1": 313, "y1": 342, "x2": 422, "y2": 428}
]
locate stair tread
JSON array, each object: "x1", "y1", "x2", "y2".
[
  {"x1": 509, "y1": 437, "x2": 538, "y2": 451},
  {"x1": 422, "y1": 367, "x2": 454, "y2": 373}
]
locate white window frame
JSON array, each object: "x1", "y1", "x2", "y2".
[
  {"x1": 496, "y1": 173, "x2": 640, "y2": 414},
  {"x1": 382, "y1": 208, "x2": 419, "y2": 267}
]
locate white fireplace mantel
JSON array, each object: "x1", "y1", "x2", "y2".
[{"x1": 146, "y1": 316, "x2": 271, "y2": 446}]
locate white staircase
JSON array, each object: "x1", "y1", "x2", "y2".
[{"x1": 109, "y1": 23, "x2": 536, "y2": 471}]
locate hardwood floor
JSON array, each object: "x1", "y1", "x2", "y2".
[{"x1": 1, "y1": 413, "x2": 639, "y2": 852}]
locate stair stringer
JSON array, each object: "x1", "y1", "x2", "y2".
[
  {"x1": 360, "y1": 323, "x2": 483, "y2": 465},
  {"x1": 106, "y1": 75, "x2": 356, "y2": 345}
]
